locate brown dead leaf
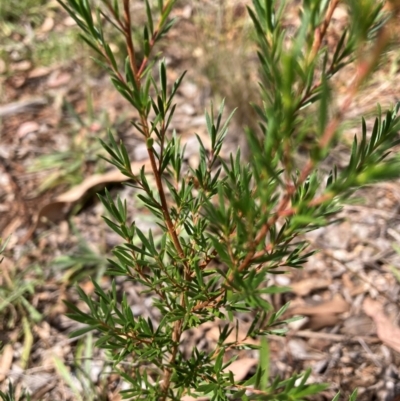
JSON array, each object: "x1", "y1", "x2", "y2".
[
  {"x1": 363, "y1": 297, "x2": 400, "y2": 353},
  {"x1": 21, "y1": 160, "x2": 152, "y2": 244},
  {"x1": 55, "y1": 164, "x2": 150, "y2": 204},
  {"x1": 306, "y1": 313, "x2": 340, "y2": 330},
  {"x1": 290, "y1": 278, "x2": 331, "y2": 296},
  {"x1": 290, "y1": 294, "x2": 349, "y2": 316},
  {"x1": 36, "y1": 201, "x2": 72, "y2": 225}
]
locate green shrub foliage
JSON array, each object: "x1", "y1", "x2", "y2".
[{"x1": 57, "y1": 0, "x2": 399, "y2": 400}]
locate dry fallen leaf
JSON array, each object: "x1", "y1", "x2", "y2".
[
  {"x1": 363, "y1": 297, "x2": 400, "y2": 353},
  {"x1": 290, "y1": 294, "x2": 350, "y2": 316},
  {"x1": 20, "y1": 160, "x2": 152, "y2": 244},
  {"x1": 290, "y1": 278, "x2": 331, "y2": 296},
  {"x1": 54, "y1": 164, "x2": 149, "y2": 203},
  {"x1": 306, "y1": 313, "x2": 340, "y2": 330}
]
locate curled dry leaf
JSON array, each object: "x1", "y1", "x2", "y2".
[
  {"x1": 290, "y1": 277, "x2": 331, "y2": 296},
  {"x1": 286, "y1": 294, "x2": 349, "y2": 331},
  {"x1": 289, "y1": 293, "x2": 350, "y2": 316},
  {"x1": 363, "y1": 297, "x2": 400, "y2": 353},
  {"x1": 20, "y1": 160, "x2": 152, "y2": 244},
  {"x1": 55, "y1": 159, "x2": 152, "y2": 205}
]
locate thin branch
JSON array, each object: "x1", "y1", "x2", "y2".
[
  {"x1": 235, "y1": 187, "x2": 293, "y2": 275},
  {"x1": 147, "y1": 145, "x2": 186, "y2": 261},
  {"x1": 308, "y1": 0, "x2": 341, "y2": 64},
  {"x1": 123, "y1": 0, "x2": 139, "y2": 82},
  {"x1": 105, "y1": 4, "x2": 187, "y2": 398},
  {"x1": 101, "y1": 0, "x2": 125, "y2": 31},
  {"x1": 160, "y1": 304, "x2": 184, "y2": 399}
]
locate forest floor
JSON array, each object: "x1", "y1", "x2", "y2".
[{"x1": 1, "y1": 1, "x2": 400, "y2": 400}]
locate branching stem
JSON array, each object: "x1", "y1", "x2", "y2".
[{"x1": 299, "y1": 6, "x2": 395, "y2": 184}]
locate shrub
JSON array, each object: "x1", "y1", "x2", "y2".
[{"x1": 57, "y1": 0, "x2": 400, "y2": 400}]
